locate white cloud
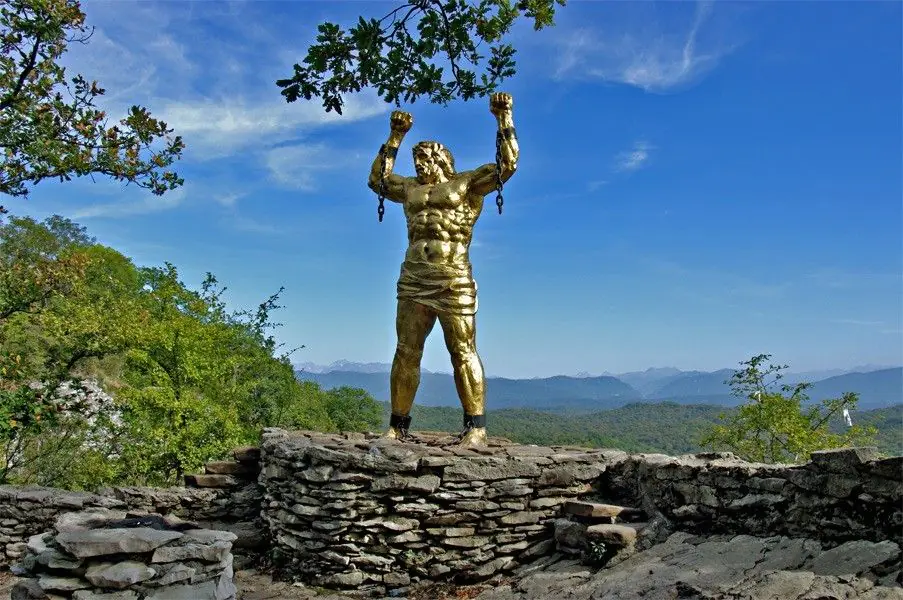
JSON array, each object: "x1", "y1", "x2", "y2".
[
  {"x1": 806, "y1": 269, "x2": 901, "y2": 289},
  {"x1": 831, "y1": 319, "x2": 887, "y2": 328},
  {"x1": 553, "y1": 1, "x2": 736, "y2": 92},
  {"x1": 615, "y1": 141, "x2": 652, "y2": 172},
  {"x1": 162, "y1": 92, "x2": 387, "y2": 159},
  {"x1": 223, "y1": 214, "x2": 287, "y2": 236},
  {"x1": 64, "y1": 1, "x2": 387, "y2": 160},
  {"x1": 214, "y1": 193, "x2": 242, "y2": 208},
  {"x1": 71, "y1": 187, "x2": 187, "y2": 219},
  {"x1": 64, "y1": 28, "x2": 158, "y2": 108},
  {"x1": 147, "y1": 34, "x2": 194, "y2": 74},
  {"x1": 725, "y1": 280, "x2": 790, "y2": 300},
  {"x1": 53, "y1": 1, "x2": 391, "y2": 218},
  {"x1": 830, "y1": 319, "x2": 903, "y2": 336},
  {"x1": 640, "y1": 256, "x2": 792, "y2": 304},
  {"x1": 265, "y1": 143, "x2": 363, "y2": 191},
  {"x1": 554, "y1": 29, "x2": 595, "y2": 80}
]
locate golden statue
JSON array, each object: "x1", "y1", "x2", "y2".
[{"x1": 367, "y1": 93, "x2": 519, "y2": 446}]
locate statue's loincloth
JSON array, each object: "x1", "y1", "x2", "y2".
[{"x1": 397, "y1": 260, "x2": 478, "y2": 315}]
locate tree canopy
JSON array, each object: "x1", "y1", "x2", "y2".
[
  {"x1": 277, "y1": 0, "x2": 567, "y2": 114},
  {"x1": 0, "y1": 214, "x2": 383, "y2": 488},
  {"x1": 381, "y1": 399, "x2": 900, "y2": 458},
  {"x1": 700, "y1": 354, "x2": 878, "y2": 464},
  {"x1": 0, "y1": 0, "x2": 184, "y2": 212}
]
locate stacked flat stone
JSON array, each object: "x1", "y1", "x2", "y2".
[
  {"x1": 604, "y1": 447, "x2": 903, "y2": 549},
  {"x1": 0, "y1": 488, "x2": 125, "y2": 567},
  {"x1": 181, "y1": 446, "x2": 266, "y2": 564},
  {"x1": 553, "y1": 500, "x2": 649, "y2": 561},
  {"x1": 0, "y1": 482, "x2": 260, "y2": 570},
  {"x1": 12, "y1": 509, "x2": 237, "y2": 600},
  {"x1": 260, "y1": 428, "x2": 627, "y2": 595},
  {"x1": 185, "y1": 446, "x2": 262, "y2": 491},
  {"x1": 0, "y1": 447, "x2": 264, "y2": 570}
]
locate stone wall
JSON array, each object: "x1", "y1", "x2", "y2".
[
  {"x1": 259, "y1": 429, "x2": 901, "y2": 595},
  {"x1": 604, "y1": 447, "x2": 902, "y2": 548},
  {"x1": 259, "y1": 429, "x2": 626, "y2": 595},
  {"x1": 15, "y1": 510, "x2": 236, "y2": 599},
  {"x1": 0, "y1": 447, "x2": 263, "y2": 568},
  {"x1": 0, "y1": 486, "x2": 124, "y2": 566},
  {"x1": 1, "y1": 427, "x2": 900, "y2": 596}
]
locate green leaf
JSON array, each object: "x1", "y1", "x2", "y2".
[
  {"x1": 700, "y1": 354, "x2": 879, "y2": 463},
  {"x1": 276, "y1": 0, "x2": 566, "y2": 112}
]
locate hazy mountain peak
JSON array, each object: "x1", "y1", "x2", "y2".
[
  {"x1": 294, "y1": 363, "x2": 901, "y2": 411},
  {"x1": 294, "y1": 360, "x2": 439, "y2": 375}
]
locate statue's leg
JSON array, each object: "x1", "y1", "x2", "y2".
[
  {"x1": 437, "y1": 311, "x2": 487, "y2": 446},
  {"x1": 386, "y1": 299, "x2": 437, "y2": 440}
]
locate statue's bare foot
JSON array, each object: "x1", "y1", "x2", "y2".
[{"x1": 458, "y1": 427, "x2": 487, "y2": 447}]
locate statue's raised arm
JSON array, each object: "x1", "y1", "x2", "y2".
[
  {"x1": 368, "y1": 111, "x2": 414, "y2": 219},
  {"x1": 464, "y1": 93, "x2": 519, "y2": 201}
]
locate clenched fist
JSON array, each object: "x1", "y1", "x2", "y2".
[
  {"x1": 390, "y1": 110, "x2": 413, "y2": 134},
  {"x1": 490, "y1": 92, "x2": 513, "y2": 117}
]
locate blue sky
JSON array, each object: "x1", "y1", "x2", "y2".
[{"x1": 6, "y1": 0, "x2": 902, "y2": 378}]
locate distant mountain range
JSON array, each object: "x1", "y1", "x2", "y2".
[
  {"x1": 295, "y1": 360, "x2": 443, "y2": 375},
  {"x1": 294, "y1": 361, "x2": 903, "y2": 411}
]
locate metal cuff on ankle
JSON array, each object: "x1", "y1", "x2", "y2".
[
  {"x1": 463, "y1": 413, "x2": 486, "y2": 429},
  {"x1": 390, "y1": 413, "x2": 412, "y2": 432}
]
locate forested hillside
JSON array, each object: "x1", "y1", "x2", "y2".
[
  {"x1": 0, "y1": 215, "x2": 383, "y2": 490},
  {"x1": 810, "y1": 369, "x2": 903, "y2": 409},
  {"x1": 392, "y1": 402, "x2": 903, "y2": 457},
  {"x1": 851, "y1": 405, "x2": 902, "y2": 455},
  {"x1": 300, "y1": 370, "x2": 644, "y2": 410},
  {"x1": 299, "y1": 367, "x2": 903, "y2": 411}
]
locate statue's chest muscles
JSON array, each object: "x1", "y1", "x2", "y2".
[
  {"x1": 404, "y1": 182, "x2": 483, "y2": 236},
  {"x1": 406, "y1": 181, "x2": 469, "y2": 213}
]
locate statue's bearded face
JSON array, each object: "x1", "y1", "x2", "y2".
[
  {"x1": 413, "y1": 142, "x2": 454, "y2": 184},
  {"x1": 414, "y1": 147, "x2": 442, "y2": 184}
]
